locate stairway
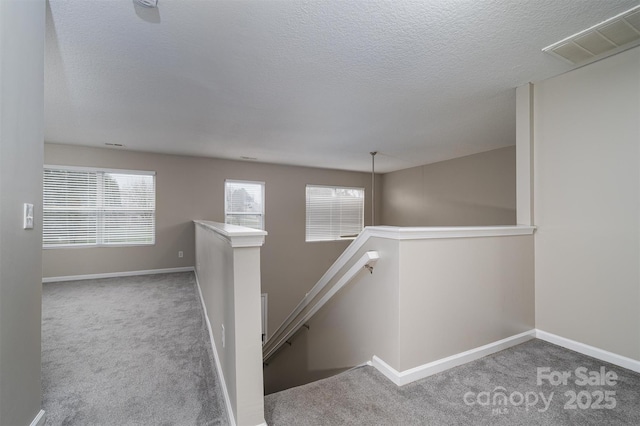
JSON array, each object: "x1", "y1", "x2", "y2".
[
  {"x1": 265, "y1": 365, "x2": 398, "y2": 426},
  {"x1": 263, "y1": 339, "x2": 640, "y2": 426}
]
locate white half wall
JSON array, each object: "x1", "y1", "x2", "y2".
[
  {"x1": 263, "y1": 226, "x2": 535, "y2": 393},
  {"x1": 194, "y1": 221, "x2": 266, "y2": 426},
  {"x1": 397, "y1": 234, "x2": 535, "y2": 371}
]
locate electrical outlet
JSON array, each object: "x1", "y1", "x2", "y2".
[
  {"x1": 221, "y1": 324, "x2": 225, "y2": 348},
  {"x1": 178, "y1": 250, "x2": 183, "y2": 258}
]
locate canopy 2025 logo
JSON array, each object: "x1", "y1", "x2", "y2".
[
  {"x1": 538, "y1": 366, "x2": 617, "y2": 410},
  {"x1": 463, "y1": 366, "x2": 618, "y2": 415}
]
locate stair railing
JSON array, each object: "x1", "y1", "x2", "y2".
[{"x1": 262, "y1": 228, "x2": 381, "y2": 363}]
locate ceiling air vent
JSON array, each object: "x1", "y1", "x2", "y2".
[{"x1": 543, "y1": 5, "x2": 640, "y2": 65}]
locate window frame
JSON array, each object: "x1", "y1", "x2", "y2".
[
  {"x1": 43, "y1": 165, "x2": 156, "y2": 249},
  {"x1": 224, "y1": 179, "x2": 266, "y2": 230},
  {"x1": 305, "y1": 184, "x2": 365, "y2": 243}
]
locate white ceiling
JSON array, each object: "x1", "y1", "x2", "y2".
[{"x1": 45, "y1": 0, "x2": 640, "y2": 173}]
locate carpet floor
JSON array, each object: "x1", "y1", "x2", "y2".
[
  {"x1": 42, "y1": 272, "x2": 229, "y2": 426},
  {"x1": 265, "y1": 339, "x2": 640, "y2": 425}
]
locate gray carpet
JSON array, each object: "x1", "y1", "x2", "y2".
[
  {"x1": 265, "y1": 339, "x2": 640, "y2": 425},
  {"x1": 42, "y1": 272, "x2": 229, "y2": 426}
]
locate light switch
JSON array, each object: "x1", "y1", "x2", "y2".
[{"x1": 23, "y1": 203, "x2": 34, "y2": 229}]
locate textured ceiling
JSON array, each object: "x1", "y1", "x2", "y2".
[{"x1": 45, "y1": 0, "x2": 640, "y2": 173}]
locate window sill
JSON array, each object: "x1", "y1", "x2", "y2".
[{"x1": 43, "y1": 243, "x2": 156, "y2": 250}]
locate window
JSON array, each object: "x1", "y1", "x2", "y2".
[
  {"x1": 43, "y1": 166, "x2": 156, "y2": 248},
  {"x1": 306, "y1": 185, "x2": 364, "y2": 242},
  {"x1": 225, "y1": 180, "x2": 265, "y2": 230}
]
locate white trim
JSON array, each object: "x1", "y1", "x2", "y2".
[
  {"x1": 225, "y1": 178, "x2": 266, "y2": 186},
  {"x1": 29, "y1": 410, "x2": 46, "y2": 426},
  {"x1": 42, "y1": 267, "x2": 194, "y2": 283},
  {"x1": 263, "y1": 251, "x2": 379, "y2": 361},
  {"x1": 366, "y1": 225, "x2": 535, "y2": 240},
  {"x1": 371, "y1": 330, "x2": 536, "y2": 386},
  {"x1": 536, "y1": 330, "x2": 640, "y2": 374},
  {"x1": 44, "y1": 164, "x2": 156, "y2": 176},
  {"x1": 194, "y1": 220, "x2": 267, "y2": 248},
  {"x1": 194, "y1": 272, "x2": 237, "y2": 426}
]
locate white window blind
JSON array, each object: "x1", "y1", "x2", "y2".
[
  {"x1": 225, "y1": 180, "x2": 265, "y2": 230},
  {"x1": 306, "y1": 185, "x2": 364, "y2": 242},
  {"x1": 43, "y1": 167, "x2": 155, "y2": 248}
]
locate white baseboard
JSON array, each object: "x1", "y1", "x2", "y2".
[
  {"x1": 194, "y1": 272, "x2": 237, "y2": 426},
  {"x1": 536, "y1": 329, "x2": 640, "y2": 374},
  {"x1": 371, "y1": 330, "x2": 536, "y2": 386},
  {"x1": 42, "y1": 266, "x2": 195, "y2": 283},
  {"x1": 30, "y1": 410, "x2": 45, "y2": 426}
]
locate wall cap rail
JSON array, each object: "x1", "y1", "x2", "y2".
[
  {"x1": 194, "y1": 220, "x2": 267, "y2": 248},
  {"x1": 367, "y1": 225, "x2": 535, "y2": 240},
  {"x1": 262, "y1": 225, "x2": 534, "y2": 362}
]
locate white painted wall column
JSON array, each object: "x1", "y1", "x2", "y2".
[
  {"x1": 194, "y1": 221, "x2": 267, "y2": 426},
  {"x1": 516, "y1": 83, "x2": 534, "y2": 226}
]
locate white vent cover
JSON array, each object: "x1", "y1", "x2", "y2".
[{"x1": 543, "y1": 5, "x2": 640, "y2": 65}]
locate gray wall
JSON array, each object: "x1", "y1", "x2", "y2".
[
  {"x1": 43, "y1": 143, "x2": 381, "y2": 339},
  {"x1": 0, "y1": 1, "x2": 45, "y2": 425},
  {"x1": 534, "y1": 47, "x2": 640, "y2": 360},
  {"x1": 398, "y1": 235, "x2": 534, "y2": 370},
  {"x1": 381, "y1": 146, "x2": 516, "y2": 226}
]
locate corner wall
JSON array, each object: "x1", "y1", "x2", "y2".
[
  {"x1": 381, "y1": 146, "x2": 516, "y2": 226},
  {"x1": 534, "y1": 46, "x2": 640, "y2": 360},
  {"x1": 0, "y1": 1, "x2": 45, "y2": 425}
]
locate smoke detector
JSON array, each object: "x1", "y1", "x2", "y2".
[
  {"x1": 134, "y1": 0, "x2": 158, "y2": 8},
  {"x1": 543, "y1": 5, "x2": 640, "y2": 65}
]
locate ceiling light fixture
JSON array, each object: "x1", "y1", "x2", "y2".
[
  {"x1": 542, "y1": 5, "x2": 640, "y2": 65},
  {"x1": 134, "y1": 0, "x2": 158, "y2": 8}
]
